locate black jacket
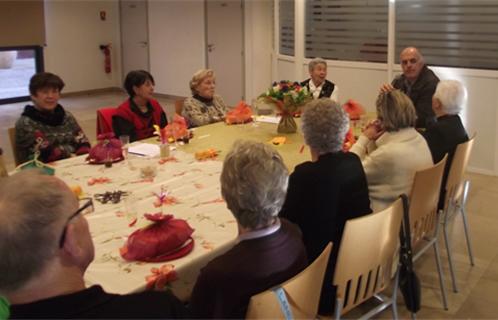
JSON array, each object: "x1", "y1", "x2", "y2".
[
  {"x1": 301, "y1": 79, "x2": 336, "y2": 99},
  {"x1": 392, "y1": 65, "x2": 440, "y2": 128},
  {"x1": 279, "y1": 152, "x2": 372, "y2": 314},
  {"x1": 423, "y1": 114, "x2": 469, "y2": 209}
]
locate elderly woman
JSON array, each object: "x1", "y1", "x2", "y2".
[
  {"x1": 301, "y1": 57, "x2": 339, "y2": 103},
  {"x1": 15, "y1": 72, "x2": 91, "y2": 163},
  {"x1": 350, "y1": 90, "x2": 433, "y2": 212},
  {"x1": 190, "y1": 140, "x2": 307, "y2": 319},
  {"x1": 423, "y1": 80, "x2": 469, "y2": 208},
  {"x1": 279, "y1": 99, "x2": 371, "y2": 314},
  {"x1": 113, "y1": 70, "x2": 168, "y2": 142},
  {"x1": 182, "y1": 69, "x2": 228, "y2": 127}
]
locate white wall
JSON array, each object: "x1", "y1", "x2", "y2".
[
  {"x1": 148, "y1": 0, "x2": 205, "y2": 97},
  {"x1": 44, "y1": 0, "x2": 122, "y2": 92},
  {"x1": 244, "y1": 0, "x2": 273, "y2": 101}
]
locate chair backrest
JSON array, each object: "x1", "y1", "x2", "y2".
[
  {"x1": 0, "y1": 148, "x2": 8, "y2": 177},
  {"x1": 96, "y1": 107, "x2": 117, "y2": 136},
  {"x1": 175, "y1": 99, "x2": 185, "y2": 115},
  {"x1": 8, "y1": 127, "x2": 20, "y2": 166},
  {"x1": 444, "y1": 135, "x2": 476, "y2": 209},
  {"x1": 409, "y1": 155, "x2": 447, "y2": 246},
  {"x1": 333, "y1": 198, "x2": 403, "y2": 315},
  {"x1": 246, "y1": 243, "x2": 332, "y2": 319}
]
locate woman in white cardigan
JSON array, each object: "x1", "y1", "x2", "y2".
[{"x1": 350, "y1": 90, "x2": 433, "y2": 212}]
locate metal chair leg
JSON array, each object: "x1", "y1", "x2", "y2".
[
  {"x1": 460, "y1": 181, "x2": 475, "y2": 266},
  {"x1": 392, "y1": 267, "x2": 400, "y2": 320},
  {"x1": 443, "y1": 206, "x2": 459, "y2": 293},
  {"x1": 433, "y1": 242, "x2": 449, "y2": 310},
  {"x1": 334, "y1": 298, "x2": 342, "y2": 320}
]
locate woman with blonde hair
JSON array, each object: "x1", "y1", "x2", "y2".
[
  {"x1": 182, "y1": 69, "x2": 228, "y2": 127},
  {"x1": 350, "y1": 90, "x2": 432, "y2": 212}
]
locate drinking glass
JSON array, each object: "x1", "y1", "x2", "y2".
[{"x1": 119, "y1": 135, "x2": 130, "y2": 160}]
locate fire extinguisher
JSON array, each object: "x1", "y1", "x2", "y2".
[{"x1": 99, "y1": 44, "x2": 112, "y2": 74}]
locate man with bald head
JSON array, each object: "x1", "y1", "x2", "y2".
[
  {"x1": 0, "y1": 170, "x2": 186, "y2": 318},
  {"x1": 381, "y1": 47, "x2": 440, "y2": 128}
]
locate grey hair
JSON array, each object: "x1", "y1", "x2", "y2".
[
  {"x1": 0, "y1": 170, "x2": 75, "y2": 293},
  {"x1": 220, "y1": 140, "x2": 289, "y2": 230},
  {"x1": 301, "y1": 99, "x2": 350, "y2": 154},
  {"x1": 308, "y1": 57, "x2": 327, "y2": 73},
  {"x1": 189, "y1": 69, "x2": 215, "y2": 95},
  {"x1": 376, "y1": 90, "x2": 417, "y2": 132},
  {"x1": 433, "y1": 80, "x2": 467, "y2": 115}
]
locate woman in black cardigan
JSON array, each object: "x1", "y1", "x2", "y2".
[{"x1": 279, "y1": 98, "x2": 372, "y2": 315}]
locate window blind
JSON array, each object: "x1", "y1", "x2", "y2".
[
  {"x1": 279, "y1": 0, "x2": 295, "y2": 56},
  {"x1": 305, "y1": 0, "x2": 388, "y2": 62},
  {"x1": 0, "y1": 1, "x2": 45, "y2": 47},
  {"x1": 396, "y1": 0, "x2": 498, "y2": 70}
]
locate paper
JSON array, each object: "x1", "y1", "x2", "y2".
[
  {"x1": 255, "y1": 115, "x2": 281, "y2": 124},
  {"x1": 128, "y1": 143, "x2": 160, "y2": 157}
]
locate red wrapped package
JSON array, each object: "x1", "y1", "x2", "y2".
[
  {"x1": 86, "y1": 133, "x2": 123, "y2": 164},
  {"x1": 342, "y1": 99, "x2": 365, "y2": 120},
  {"x1": 343, "y1": 128, "x2": 356, "y2": 152},
  {"x1": 225, "y1": 101, "x2": 253, "y2": 125},
  {"x1": 120, "y1": 213, "x2": 195, "y2": 262}
]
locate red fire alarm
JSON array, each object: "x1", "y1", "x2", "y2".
[{"x1": 100, "y1": 11, "x2": 106, "y2": 21}]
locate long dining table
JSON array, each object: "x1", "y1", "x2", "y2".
[{"x1": 53, "y1": 118, "x2": 311, "y2": 301}]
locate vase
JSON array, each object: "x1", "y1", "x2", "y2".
[{"x1": 277, "y1": 114, "x2": 297, "y2": 134}]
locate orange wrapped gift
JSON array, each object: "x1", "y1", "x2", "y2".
[{"x1": 225, "y1": 101, "x2": 253, "y2": 125}]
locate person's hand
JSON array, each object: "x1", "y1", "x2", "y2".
[
  {"x1": 379, "y1": 83, "x2": 394, "y2": 94},
  {"x1": 363, "y1": 119, "x2": 384, "y2": 141}
]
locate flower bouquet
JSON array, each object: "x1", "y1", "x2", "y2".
[{"x1": 260, "y1": 81, "x2": 312, "y2": 133}]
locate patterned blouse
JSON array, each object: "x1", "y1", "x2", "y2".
[{"x1": 182, "y1": 94, "x2": 228, "y2": 127}]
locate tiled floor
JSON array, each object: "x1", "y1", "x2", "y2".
[{"x1": 1, "y1": 92, "x2": 498, "y2": 319}]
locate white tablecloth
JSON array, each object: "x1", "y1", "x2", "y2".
[{"x1": 54, "y1": 149, "x2": 238, "y2": 301}]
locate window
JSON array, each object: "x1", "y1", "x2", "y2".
[
  {"x1": 279, "y1": 0, "x2": 295, "y2": 56},
  {"x1": 0, "y1": 46, "x2": 44, "y2": 104},
  {"x1": 396, "y1": 0, "x2": 498, "y2": 70},
  {"x1": 305, "y1": 0, "x2": 388, "y2": 62}
]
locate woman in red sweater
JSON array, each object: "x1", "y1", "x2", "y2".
[{"x1": 113, "y1": 70, "x2": 168, "y2": 142}]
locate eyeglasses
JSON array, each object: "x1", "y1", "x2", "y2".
[{"x1": 58, "y1": 198, "x2": 94, "y2": 248}]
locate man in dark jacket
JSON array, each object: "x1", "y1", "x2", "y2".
[
  {"x1": 423, "y1": 80, "x2": 469, "y2": 209},
  {"x1": 381, "y1": 47, "x2": 440, "y2": 129}
]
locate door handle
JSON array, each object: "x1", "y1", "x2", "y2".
[
  {"x1": 138, "y1": 41, "x2": 148, "y2": 47},
  {"x1": 207, "y1": 44, "x2": 215, "y2": 52}
]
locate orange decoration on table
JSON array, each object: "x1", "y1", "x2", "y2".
[
  {"x1": 145, "y1": 264, "x2": 178, "y2": 290},
  {"x1": 87, "y1": 177, "x2": 111, "y2": 186},
  {"x1": 225, "y1": 101, "x2": 253, "y2": 125},
  {"x1": 195, "y1": 148, "x2": 219, "y2": 161}
]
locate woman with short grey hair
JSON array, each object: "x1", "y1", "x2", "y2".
[
  {"x1": 280, "y1": 98, "x2": 371, "y2": 314},
  {"x1": 190, "y1": 140, "x2": 307, "y2": 318},
  {"x1": 301, "y1": 57, "x2": 339, "y2": 102},
  {"x1": 350, "y1": 89, "x2": 433, "y2": 212},
  {"x1": 221, "y1": 140, "x2": 288, "y2": 230},
  {"x1": 182, "y1": 68, "x2": 228, "y2": 127}
]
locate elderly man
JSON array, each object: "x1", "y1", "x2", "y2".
[
  {"x1": 423, "y1": 80, "x2": 469, "y2": 208},
  {"x1": 301, "y1": 57, "x2": 339, "y2": 103},
  {"x1": 0, "y1": 170, "x2": 186, "y2": 319},
  {"x1": 189, "y1": 140, "x2": 307, "y2": 319},
  {"x1": 381, "y1": 47, "x2": 440, "y2": 128}
]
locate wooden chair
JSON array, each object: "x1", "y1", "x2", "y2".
[
  {"x1": 96, "y1": 107, "x2": 117, "y2": 136},
  {"x1": 246, "y1": 243, "x2": 332, "y2": 319},
  {"x1": 8, "y1": 127, "x2": 21, "y2": 166},
  {"x1": 175, "y1": 99, "x2": 185, "y2": 115},
  {"x1": 333, "y1": 198, "x2": 403, "y2": 320},
  {"x1": 408, "y1": 155, "x2": 448, "y2": 310},
  {"x1": 442, "y1": 135, "x2": 476, "y2": 293}
]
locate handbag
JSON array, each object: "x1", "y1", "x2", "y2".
[{"x1": 398, "y1": 194, "x2": 422, "y2": 313}]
